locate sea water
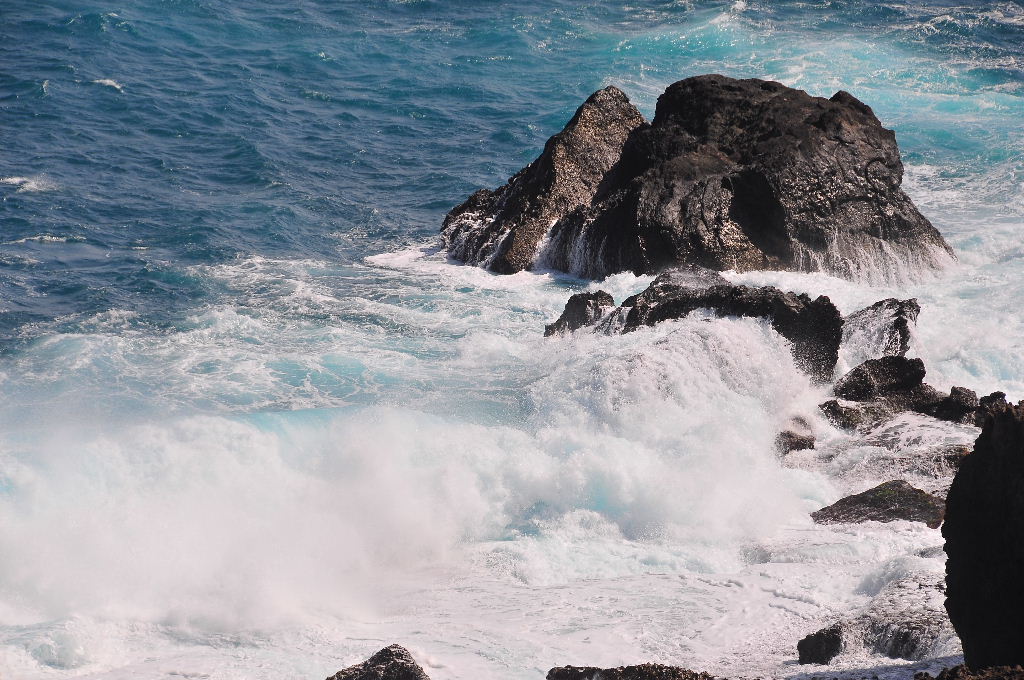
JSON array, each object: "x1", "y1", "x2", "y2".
[{"x1": 1, "y1": 1, "x2": 1022, "y2": 678}]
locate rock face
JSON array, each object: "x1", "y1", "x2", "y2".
[
  {"x1": 821, "y1": 356, "x2": 984, "y2": 430},
  {"x1": 944, "y1": 404, "x2": 1024, "y2": 670},
  {"x1": 443, "y1": 75, "x2": 953, "y2": 281},
  {"x1": 547, "y1": 664, "x2": 715, "y2": 680},
  {"x1": 916, "y1": 667, "x2": 1024, "y2": 680},
  {"x1": 326, "y1": 645, "x2": 430, "y2": 680},
  {"x1": 798, "y1": 623, "x2": 844, "y2": 664},
  {"x1": 811, "y1": 480, "x2": 945, "y2": 528},
  {"x1": 545, "y1": 290, "x2": 615, "y2": 336},
  {"x1": 841, "y1": 298, "x2": 920, "y2": 364},
  {"x1": 441, "y1": 86, "x2": 646, "y2": 274}
]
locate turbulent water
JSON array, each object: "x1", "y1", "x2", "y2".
[{"x1": 1, "y1": 1, "x2": 1023, "y2": 678}]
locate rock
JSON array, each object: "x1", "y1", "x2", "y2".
[
  {"x1": 975, "y1": 391, "x2": 1009, "y2": 427},
  {"x1": 441, "y1": 86, "x2": 646, "y2": 274},
  {"x1": 824, "y1": 357, "x2": 985, "y2": 430},
  {"x1": 776, "y1": 416, "x2": 815, "y2": 454},
  {"x1": 916, "y1": 666, "x2": 1024, "y2": 680},
  {"x1": 326, "y1": 645, "x2": 430, "y2": 680},
  {"x1": 545, "y1": 290, "x2": 616, "y2": 336},
  {"x1": 798, "y1": 623, "x2": 844, "y2": 664},
  {"x1": 811, "y1": 480, "x2": 945, "y2": 528},
  {"x1": 841, "y1": 298, "x2": 920, "y2": 364},
  {"x1": 944, "y1": 403, "x2": 1024, "y2": 669},
  {"x1": 603, "y1": 269, "x2": 843, "y2": 382},
  {"x1": 546, "y1": 664, "x2": 715, "y2": 680},
  {"x1": 444, "y1": 75, "x2": 953, "y2": 281}
]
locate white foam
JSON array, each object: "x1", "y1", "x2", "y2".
[
  {"x1": 0, "y1": 176, "x2": 58, "y2": 193},
  {"x1": 92, "y1": 79, "x2": 124, "y2": 92}
]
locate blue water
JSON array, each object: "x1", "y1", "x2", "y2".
[{"x1": 1, "y1": 2, "x2": 1023, "y2": 678}]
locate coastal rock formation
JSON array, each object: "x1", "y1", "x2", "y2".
[
  {"x1": 944, "y1": 404, "x2": 1024, "y2": 669},
  {"x1": 811, "y1": 480, "x2": 945, "y2": 528},
  {"x1": 916, "y1": 667, "x2": 1024, "y2": 680},
  {"x1": 441, "y1": 86, "x2": 646, "y2": 274},
  {"x1": 443, "y1": 75, "x2": 953, "y2": 281},
  {"x1": 326, "y1": 645, "x2": 430, "y2": 680},
  {"x1": 798, "y1": 623, "x2": 844, "y2": 664},
  {"x1": 841, "y1": 298, "x2": 920, "y2": 365},
  {"x1": 545, "y1": 290, "x2": 616, "y2": 336},
  {"x1": 776, "y1": 416, "x2": 816, "y2": 454},
  {"x1": 547, "y1": 664, "x2": 715, "y2": 680},
  {"x1": 821, "y1": 357, "x2": 985, "y2": 431}
]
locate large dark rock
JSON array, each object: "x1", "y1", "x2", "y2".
[
  {"x1": 444, "y1": 75, "x2": 953, "y2": 281},
  {"x1": 545, "y1": 290, "x2": 616, "y2": 336},
  {"x1": 547, "y1": 664, "x2": 715, "y2": 680},
  {"x1": 916, "y1": 666, "x2": 1024, "y2": 680},
  {"x1": 326, "y1": 645, "x2": 430, "y2": 680},
  {"x1": 823, "y1": 356, "x2": 984, "y2": 430},
  {"x1": 944, "y1": 403, "x2": 1024, "y2": 670},
  {"x1": 798, "y1": 623, "x2": 844, "y2": 664},
  {"x1": 441, "y1": 86, "x2": 646, "y2": 274},
  {"x1": 811, "y1": 480, "x2": 945, "y2": 528},
  {"x1": 841, "y1": 298, "x2": 920, "y2": 363}
]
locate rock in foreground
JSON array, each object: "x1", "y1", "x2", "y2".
[
  {"x1": 944, "y1": 403, "x2": 1024, "y2": 670},
  {"x1": 443, "y1": 75, "x2": 952, "y2": 281},
  {"x1": 916, "y1": 666, "x2": 1024, "y2": 680},
  {"x1": 841, "y1": 298, "x2": 920, "y2": 364},
  {"x1": 326, "y1": 645, "x2": 430, "y2": 680},
  {"x1": 547, "y1": 664, "x2": 715, "y2": 680},
  {"x1": 811, "y1": 480, "x2": 945, "y2": 528}
]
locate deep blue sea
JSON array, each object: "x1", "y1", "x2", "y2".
[{"x1": 1, "y1": 2, "x2": 1022, "y2": 678}]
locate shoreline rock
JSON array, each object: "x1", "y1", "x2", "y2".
[
  {"x1": 811, "y1": 480, "x2": 945, "y2": 529},
  {"x1": 326, "y1": 645, "x2": 430, "y2": 680}
]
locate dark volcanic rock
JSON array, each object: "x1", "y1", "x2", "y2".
[
  {"x1": 326, "y1": 645, "x2": 430, "y2": 680},
  {"x1": 608, "y1": 269, "x2": 842, "y2": 382},
  {"x1": 444, "y1": 75, "x2": 953, "y2": 281},
  {"x1": 798, "y1": 623, "x2": 844, "y2": 664},
  {"x1": 975, "y1": 391, "x2": 1010, "y2": 427},
  {"x1": 842, "y1": 298, "x2": 920, "y2": 363},
  {"x1": 547, "y1": 664, "x2": 715, "y2": 680},
  {"x1": 441, "y1": 86, "x2": 646, "y2": 274},
  {"x1": 776, "y1": 416, "x2": 815, "y2": 454},
  {"x1": 916, "y1": 666, "x2": 1024, "y2": 680},
  {"x1": 545, "y1": 290, "x2": 616, "y2": 336},
  {"x1": 944, "y1": 403, "x2": 1024, "y2": 670},
  {"x1": 811, "y1": 480, "x2": 945, "y2": 528}
]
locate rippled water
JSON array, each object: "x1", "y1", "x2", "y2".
[{"x1": 1, "y1": 1, "x2": 1022, "y2": 678}]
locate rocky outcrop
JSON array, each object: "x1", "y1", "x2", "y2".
[
  {"x1": 798, "y1": 623, "x2": 844, "y2": 664},
  {"x1": 545, "y1": 291, "x2": 615, "y2": 336},
  {"x1": 811, "y1": 480, "x2": 945, "y2": 528},
  {"x1": 441, "y1": 86, "x2": 646, "y2": 274},
  {"x1": 944, "y1": 404, "x2": 1024, "y2": 670},
  {"x1": 841, "y1": 298, "x2": 920, "y2": 365},
  {"x1": 776, "y1": 416, "x2": 816, "y2": 454},
  {"x1": 326, "y1": 645, "x2": 430, "y2": 680},
  {"x1": 444, "y1": 75, "x2": 953, "y2": 281},
  {"x1": 547, "y1": 664, "x2": 715, "y2": 680},
  {"x1": 916, "y1": 666, "x2": 1024, "y2": 680},
  {"x1": 821, "y1": 357, "x2": 985, "y2": 431}
]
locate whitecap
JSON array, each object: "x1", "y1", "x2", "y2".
[
  {"x1": 0, "y1": 176, "x2": 58, "y2": 193},
  {"x1": 92, "y1": 78, "x2": 124, "y2": 92}
]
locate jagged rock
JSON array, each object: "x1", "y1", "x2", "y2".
[
  {"x1": 776, "y1": 416, "x2": 815, "y2": 454},
  {"x1": 441, "y1": 86, "x2": 646, "y2": 274},
  {"x1": 444, "y1": 75, "x2": 953, "y2": 281},
  {"x1": 916, "y1": 666, "x2": 1024, "y2": 680},
  {"x1": 842, "y1": 298, "x2": 920, "y2": 364},
  {"x1": 326, "y1": 645, "x2": 430, "y2": 680},
  {"x1": 823, "y1": 357, "x2": 984, "y2": 430},
  {"x1": 811, "y1": 480, "x2": 945, "y2": 528},
  {"x1": 545, "y1": 291, "x2": 615, "y2": 336},
  {"x1": 798, "y1": 623, "x2": 844, "y2": 664},
  {"x1": 975, "y1": 391, "x2": 1009, "y2": 427},
  {"x1": 598, "y1": 269, "x2": 842, "y2": 382},
  {"x1": 547, "y1": 664, "x2": 715, "y2": 680},
  {"x1": 944, "y1": 404, "x2": 1024, "y2": 669}
]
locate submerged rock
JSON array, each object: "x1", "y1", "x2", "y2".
[
  {"x1": 776, "y1": 417, "x2": 816, "y2": 454},
  {"x1": 444, "y1": 75, "x2": 952, "y2": 281},
  {"x1": 798, "y1": 623, "x2": 844, "y2": 664},
  {"x1": 547, "y1": 664, "x2": 715, "y2": 680},
  {"x1": 326, "y1": 645, "x2": 430, "y2": 680},
  {"x1": 441, "y1": 86, "x2": 646, "y2": 274},
  {"x1": 545, "y1": 290, "x2": 616, "y2": 336},
  {"x1": 811, "y1": 480, "x2": 945, "y2": 528},
  {"x1": 841, "y1": 298, "x2": 920, "y2": 364},
  {"x1": 944, "y1": 403, "x2": 1024, "y2": 670}
]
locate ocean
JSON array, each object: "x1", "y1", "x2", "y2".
[{"x1": 1, "y1": 1, "x2": 1022, "y2": 678}]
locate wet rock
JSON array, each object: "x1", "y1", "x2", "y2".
[
  {"x1": 441, "y1": 86, "x2": 646, "y2": 274},
  {"x1": 776, "y1": 416, "x2": 815, "y2": 454},
  {"x1": 798, "y1": 623, "x2": 844, "y2": 664},
  {"x1": 546, "y1": 664, "x2": 715, "y2": 680},
  {"x1": 916, "y1": 666, "x2": 1024, "y2": 680},
  {"x1": 545, "y1": 290, "x2": 615, "y2": 336},
  {"x1": 326, "y1": 645, "x2": 430, "y2": 680},
  {"x1": 811, "y1": 480, "x2": 945, "y2": 528},
  {"x1": 604, "y1": 269, "x2": 842, "y2": 382},
  {"x1": 975, "y1": 391, "x2": 1009, "y2": 427},
  {"x1": 444, "y1": 75, "x2": 953, "y2": 281},
  {"x1": 944, "y1": 403, "x2": 1024, "y2": 669},
  {"x1": 842, "y1": 298, "x2": 920, "y2": 363}
]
